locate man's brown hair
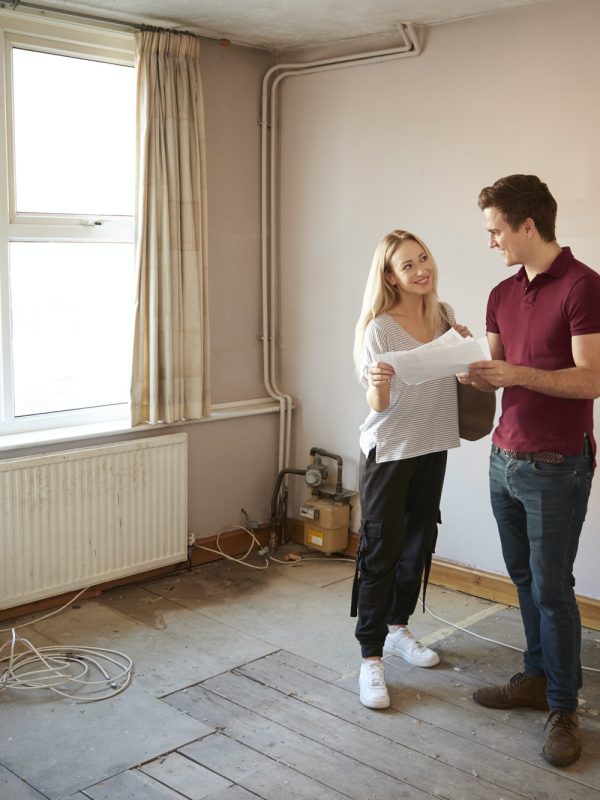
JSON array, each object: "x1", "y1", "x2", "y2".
[{"x1": 478, "y1": 174, "x2": 557, "y2": 242}]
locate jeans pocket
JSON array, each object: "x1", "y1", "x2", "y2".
[
  {"x1": 586, "y1": 469, "x2": 594, "y2": 494},
  {"x1": 532, "y1": 461, "x2": 577, "y2": 477}
]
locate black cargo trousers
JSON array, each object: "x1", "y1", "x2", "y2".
[{"x1": 351, "y1": 447, "x2": 447, "y2": 658}]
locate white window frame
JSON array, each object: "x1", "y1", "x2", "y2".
[{"x1": 0, "y1": 9, "x2": 136, "y2": 437}]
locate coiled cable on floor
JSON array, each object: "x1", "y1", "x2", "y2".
[
  {"x1": 0, "y1": 587, "x2": 134, "y2": 701},
  {"x1": 0, "y1": 630, "x2": 133, "y2": 701}
]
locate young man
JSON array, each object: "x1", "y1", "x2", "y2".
[{"x1": 463, "y1": 174, "x2": 600, "y2": 767}]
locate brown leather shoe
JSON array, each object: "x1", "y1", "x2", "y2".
[
  {"x1": 472, "y1": 672, "x2": 549, "y2": 710},
  {"x1": 543, "y1": 710, "x2": 581, "y2": 767}
]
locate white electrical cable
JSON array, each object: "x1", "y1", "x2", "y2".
[
  {"x1": 0, "y1": 633, "x2": 133, "y2": 701},
  {"x1": 194, "y1": 525, "x2": 270, "y2": 569},
  {"x1": 424, "y1": 603, "x2": 524, "y2": 652},
  {"x1": 424, "y1": 603, "x2": 600, "y2": 674},
  {"x1": 195, "y1": 528, "x2": 600, "y2": 674},
  {"x1": 194, "y1": 525, "x2": 356, "y2": 568},
  {"x1": 0, "y1": 587, "x2": 134, "y2": 701},
  {"x1": 267, "y1": 553, "x2": 355, "y2": 565},
  {"x1": 0, "y1": 585, "x2": 90, "y2": 634}
]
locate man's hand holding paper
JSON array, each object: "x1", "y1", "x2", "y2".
[{"x1": 376, "y1": 328, "x2": 492, "y2": 385}]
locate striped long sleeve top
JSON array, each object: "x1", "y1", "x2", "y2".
[{"x1": 359, "y1": 303, "x2": 460, "y2": 463}]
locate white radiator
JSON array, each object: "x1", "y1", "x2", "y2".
[{"x1": 0, "y1": 433, "x2": 187, "y2": 611}]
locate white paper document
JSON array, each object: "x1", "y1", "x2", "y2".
[{"x1": 376, "y1": 328, "x2": 492, "y2": 385}]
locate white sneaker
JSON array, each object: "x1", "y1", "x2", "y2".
[
  {"x1": 384, "y1": 627, "x2": 439, "y2": 667},
  {"x1": 359, "y1": 660, "x2": 390, "y2": 709}
]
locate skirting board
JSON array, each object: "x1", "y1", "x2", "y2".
[
  {"x1": 0, "y1": 526, "x2": 270, "y2": 622},
  {"x1": 4, "y1": 520, "x2": 598, "y2": 633},
  {"x1": 286, "y1": 519, "x2": 600, "y2": 632}
]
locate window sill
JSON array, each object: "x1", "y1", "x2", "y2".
[{"x1": 0, "y1": 397, "x2": 281, "y2": 455}]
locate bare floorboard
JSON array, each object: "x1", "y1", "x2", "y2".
[
  {"x1": 166, "y1": 681, "x2": 435, "y2": 799},
  {"x1": 184, "y1": 733, "x2": 359, "y2": 800},
  {"x1": 79, "y1": 640, "x2": 600, "y2": 798},
  {"x1": 3, "y1": 561, "x2": 599, "y2": 800},
  {"x1": 163, "y1": 647, "x2": 600, "y2": 800},
  {"x1": 236, "y1": 653, "x2": 599, "y2": 798},
  {"x1": 268, "y1": 650, "x2": 600, "y2": 788}
]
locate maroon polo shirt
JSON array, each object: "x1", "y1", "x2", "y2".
[{"x1": 486, "y1": 247, "x2": 600, "y2": 456}]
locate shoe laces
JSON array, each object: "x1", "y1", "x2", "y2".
[
  {"x1": 364, "y1": 661, "x2": 385, "y2": 687},
  {"x1": 395, "y1": 627, "x2": 419, "y2": 646},
  {"x1": 508, "y1": 671, "x2": 526, "y2": 687},
  {"x1": 545, "y1": 710, "x2": 577, "y2": 732}
]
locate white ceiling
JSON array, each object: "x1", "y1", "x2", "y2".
[{"x1": 24, "y1": 0, "x2": 560, "y2": 50}]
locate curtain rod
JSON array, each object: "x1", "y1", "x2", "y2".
[{"x1": 7, "y1": 1, "x2": 222, "y2": 42}]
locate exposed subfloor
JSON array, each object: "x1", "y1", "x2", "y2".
[{"x1": 0, "y1": 549, "x2": 599, "y2": 799}]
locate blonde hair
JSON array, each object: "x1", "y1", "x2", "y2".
[{"x1": 353, "y1": 230, "x2": 444, "y2": 374}]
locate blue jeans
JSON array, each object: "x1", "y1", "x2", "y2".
[{"x1": 489, "y1": 446, "x2": 594, "y2": 711}]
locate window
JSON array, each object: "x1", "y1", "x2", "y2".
[{"x1": 0, "y1": 12, "x2": 136, "y2": 436}]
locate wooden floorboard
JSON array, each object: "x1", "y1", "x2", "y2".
[
  {"x1": 63, "y1": 581, "x2": 599, "y2": 800},
  {"x1": 271, "y1": 648, "x2": 600, "y2": 768},
  {"x1": 75, "y1": 642, "x2": 600, "y2": 800},
  {"x1": 139, "y1": 752, "x2": 233, "y2": 798},
  {"x1": 241, "y1": 651, "x2": 600, "y2": 797},
  {"x1": 166, "y1": 680, "x2": 436, "y2": 799},
  {"x1": 81, "y1": 769, "x2": 183, "y2": 799},
  {"x1": 160, "y1": 647, "x2": 600, "y2": 800},
  {"x1": 206, "y1": 669, "x2": 528, "y2": 800},
  {"x1": 183, "y1": 733, "x2": 356, "y2": 800}
]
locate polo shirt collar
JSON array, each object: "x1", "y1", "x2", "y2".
[{"x1": 515, "y1": 246, "x2": 573, "y2": 285}]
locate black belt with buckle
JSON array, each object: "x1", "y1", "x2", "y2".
[{"x1": 493, "y1": 445, "x2": 565, "y2": 464}]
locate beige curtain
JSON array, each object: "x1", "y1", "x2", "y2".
[{"x1": 130, "y1": 30, "x2": 209, "y2": 426}]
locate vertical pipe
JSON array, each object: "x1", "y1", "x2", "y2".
[{"x1": 260, "y1": 24, "x2": 421, "y2": 470}]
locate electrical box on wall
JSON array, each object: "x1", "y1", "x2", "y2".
[{"x1": 300, "y1": 498, "x2": 349, "y2": 554}]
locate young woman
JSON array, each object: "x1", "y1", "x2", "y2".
[{"x1": 352, "y1": 229, "x2": 468, "y2": 709}]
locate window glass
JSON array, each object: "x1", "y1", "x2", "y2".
[
  {"x1": 0, "y1": 23, "x2": 137, "y2": 435},
  {"x1": 10, "y1": 241, "x2": 135, "y2": 416},
  {"x1": 12, "y1": 47, "x2": 135, "y2": 216}
]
